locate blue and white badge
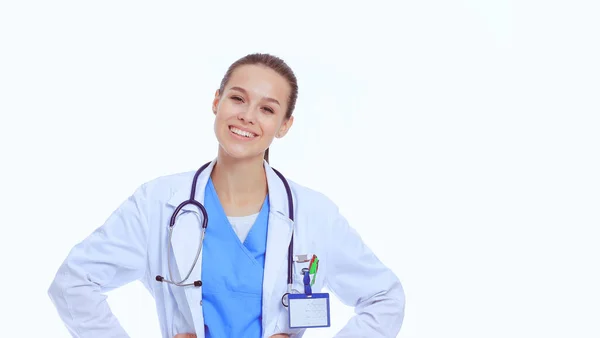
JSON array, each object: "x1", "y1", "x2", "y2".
[
  {"x1": 288, "y1": 293, "x2": 331, "y2": 328},
  {"x1": 288, "y1": 268, "x2": 331, "y2": 328}
]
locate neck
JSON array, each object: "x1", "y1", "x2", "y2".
[{"x1": 210, "y1": 148, "x2": 268, "y2": 207}]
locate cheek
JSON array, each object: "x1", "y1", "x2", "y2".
[
  {"x1": 214, "y1": 111, "x2": 233, "y2": 134},
  {"x1": 263, "y1": 120, "x2": 283, "y2": 137},
  {"x1": 215, "y1": 105, "x2": 237, "y2": 122}
]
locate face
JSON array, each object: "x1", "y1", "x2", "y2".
[{"x1": 212, "y1": 64, "x2": 294, "y2": 161}]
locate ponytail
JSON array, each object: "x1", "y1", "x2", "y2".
[{"x1": 264, "y1": 148, "x2": 270, "y2": 163}]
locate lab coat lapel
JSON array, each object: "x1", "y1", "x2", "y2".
[
  {"x1": 262, "y1": 162, "x2": 295, "y2": 318},
  {"x1": 167, "y1": 159, "x2": 216, "y2": 334}
]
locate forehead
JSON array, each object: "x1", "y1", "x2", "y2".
[{"x1": 225, "y1": 64, "x2": 291, "y2": 102}]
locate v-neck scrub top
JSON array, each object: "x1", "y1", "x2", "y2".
[{"x1": 200, "y1": 178, "x2": 270, "y2": 338}]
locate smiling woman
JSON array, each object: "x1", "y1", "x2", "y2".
[
  {"x1": 48, "y1": 53, "x2": 405, "y2": 338},
  {"x1": 213, "y1": 53, "x2": 298, "y2": 165}
]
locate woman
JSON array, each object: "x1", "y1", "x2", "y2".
[{"x1": 48, "y1": 53, "x2": 405, "y2": 338}]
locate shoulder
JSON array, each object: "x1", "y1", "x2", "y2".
[
  {"x1": 135, "y1": 170, "x2": 196, "y2": 201},
  {"x1": 287, "y1": 178, "x2": 340, "y2": 216},
  {"x1": 143, "y1": 170, "x2": 196, "y2": 187}
]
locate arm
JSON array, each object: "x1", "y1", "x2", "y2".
[
  {"x1": 325, "y1": 212, "x2": 405, "y2": 337},
  {"x1": 48, "y1": 184, "x2": 151, "y2": 338}
]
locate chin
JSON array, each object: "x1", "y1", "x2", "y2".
[{"x1": 216, "y1": 130, "x2": 266, "y2": 161}]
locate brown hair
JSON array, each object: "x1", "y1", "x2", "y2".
[{"x1": 218, "y1": 53, "x2": 298, "y2": 163}]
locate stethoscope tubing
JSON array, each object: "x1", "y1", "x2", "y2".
[{"x1": 157, "y1": 161, "x2": 296, "y2": 302}]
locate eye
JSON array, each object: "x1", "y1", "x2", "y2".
[
  {"x1": 262, "y1": 106, "x2": 274, "y2": 114},
  {"x1": 231, "y1": 96, "x2": 244, "y2": 102}
]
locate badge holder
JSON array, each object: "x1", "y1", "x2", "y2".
[{"x1": 288, "y1": 266, "x2": 331, "y2": 329}]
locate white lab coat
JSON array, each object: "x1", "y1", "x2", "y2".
[{"x1": 48, "y1": 160, "x2": 405, "y2": 337}]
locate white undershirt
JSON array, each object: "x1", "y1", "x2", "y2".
[{"x1": 227, "y1": 213, "x2": 260, "y2": 243}]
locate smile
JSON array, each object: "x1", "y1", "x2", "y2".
[{"x1": 229, "y1": 126, "x2": 257, "y2": 138}]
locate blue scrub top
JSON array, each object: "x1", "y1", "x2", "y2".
[{"x1": 201, "y1": 178, "x2": 270, "y2": 338}]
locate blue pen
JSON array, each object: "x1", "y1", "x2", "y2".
[{"x1": 303, "y1": 269, "x2": 312, "y2": 295}]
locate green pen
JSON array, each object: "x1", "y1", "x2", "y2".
[{"x1": 309, "y1": 255, "x2": 319, "y2": 286}]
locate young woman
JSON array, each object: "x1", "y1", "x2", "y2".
[{"x1": 48, "y1": 53, "x2": 405, "y2": 338}]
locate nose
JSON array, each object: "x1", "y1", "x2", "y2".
[{"x1": 237, "y1": 105, "x2": 259, "y2": 124}]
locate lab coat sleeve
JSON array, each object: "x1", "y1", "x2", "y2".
[
  {"x1": 48, "y1": 184, "x2": 151, "y2": 338},
  {"x1": 325, "y1": 212, "x2": 405, "y2": 337}
]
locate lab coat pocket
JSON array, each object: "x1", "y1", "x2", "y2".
[
  {"x1": 292, "y1": 253, "x2": 324, "y2": 292},
  {"x1": 293, "y1": 260, "x2": 310, "y2": 276},
  {"x1": 291, "y1": 260, "x2": 307, "y2": 292}
]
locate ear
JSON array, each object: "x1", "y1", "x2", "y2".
[
  {"x1": 212, "y1": 89, "x2": 220, "y2": 115},
  {"x1": 276, "y1": 116, "x2": 294, "y2": 138}
]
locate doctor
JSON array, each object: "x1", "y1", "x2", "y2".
[{"x1": 48, "y1": 53, "x2": 405, "y2": 338}]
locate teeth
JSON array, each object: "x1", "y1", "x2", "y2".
[{"x1": 230, "y1": 126, "x2": 256, "y2": 138}]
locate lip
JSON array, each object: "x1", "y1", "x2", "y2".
[
  {"x1": 229, "y1": 125, "x2": 257, "y2": 135},
  {"x1": 228, "y1": 125, "x2": 258, "y2": 140}
]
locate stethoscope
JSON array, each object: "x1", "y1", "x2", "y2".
[{"x1": 155, "y1": 161, "x2": 298, "y2": 307}]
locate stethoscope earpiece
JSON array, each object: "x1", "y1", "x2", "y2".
[{"x1": 156, "y1": 274, "x2": 202, "y2": 287}]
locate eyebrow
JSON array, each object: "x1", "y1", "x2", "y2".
[{"x1": 229, "y1": 86, "x2": 281, "y2": 106}]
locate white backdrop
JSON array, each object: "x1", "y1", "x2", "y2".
[{"x1": 1, "y1": 1, "x2": 599, "y2": 337}]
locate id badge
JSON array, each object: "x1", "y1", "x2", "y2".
[{"x1": 288, "y1": 293, "x2": 331, "y2": 328}]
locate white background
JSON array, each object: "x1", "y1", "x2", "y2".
[{"x1": 1, "y1": 0, "x2": 598, "y2": 337}]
